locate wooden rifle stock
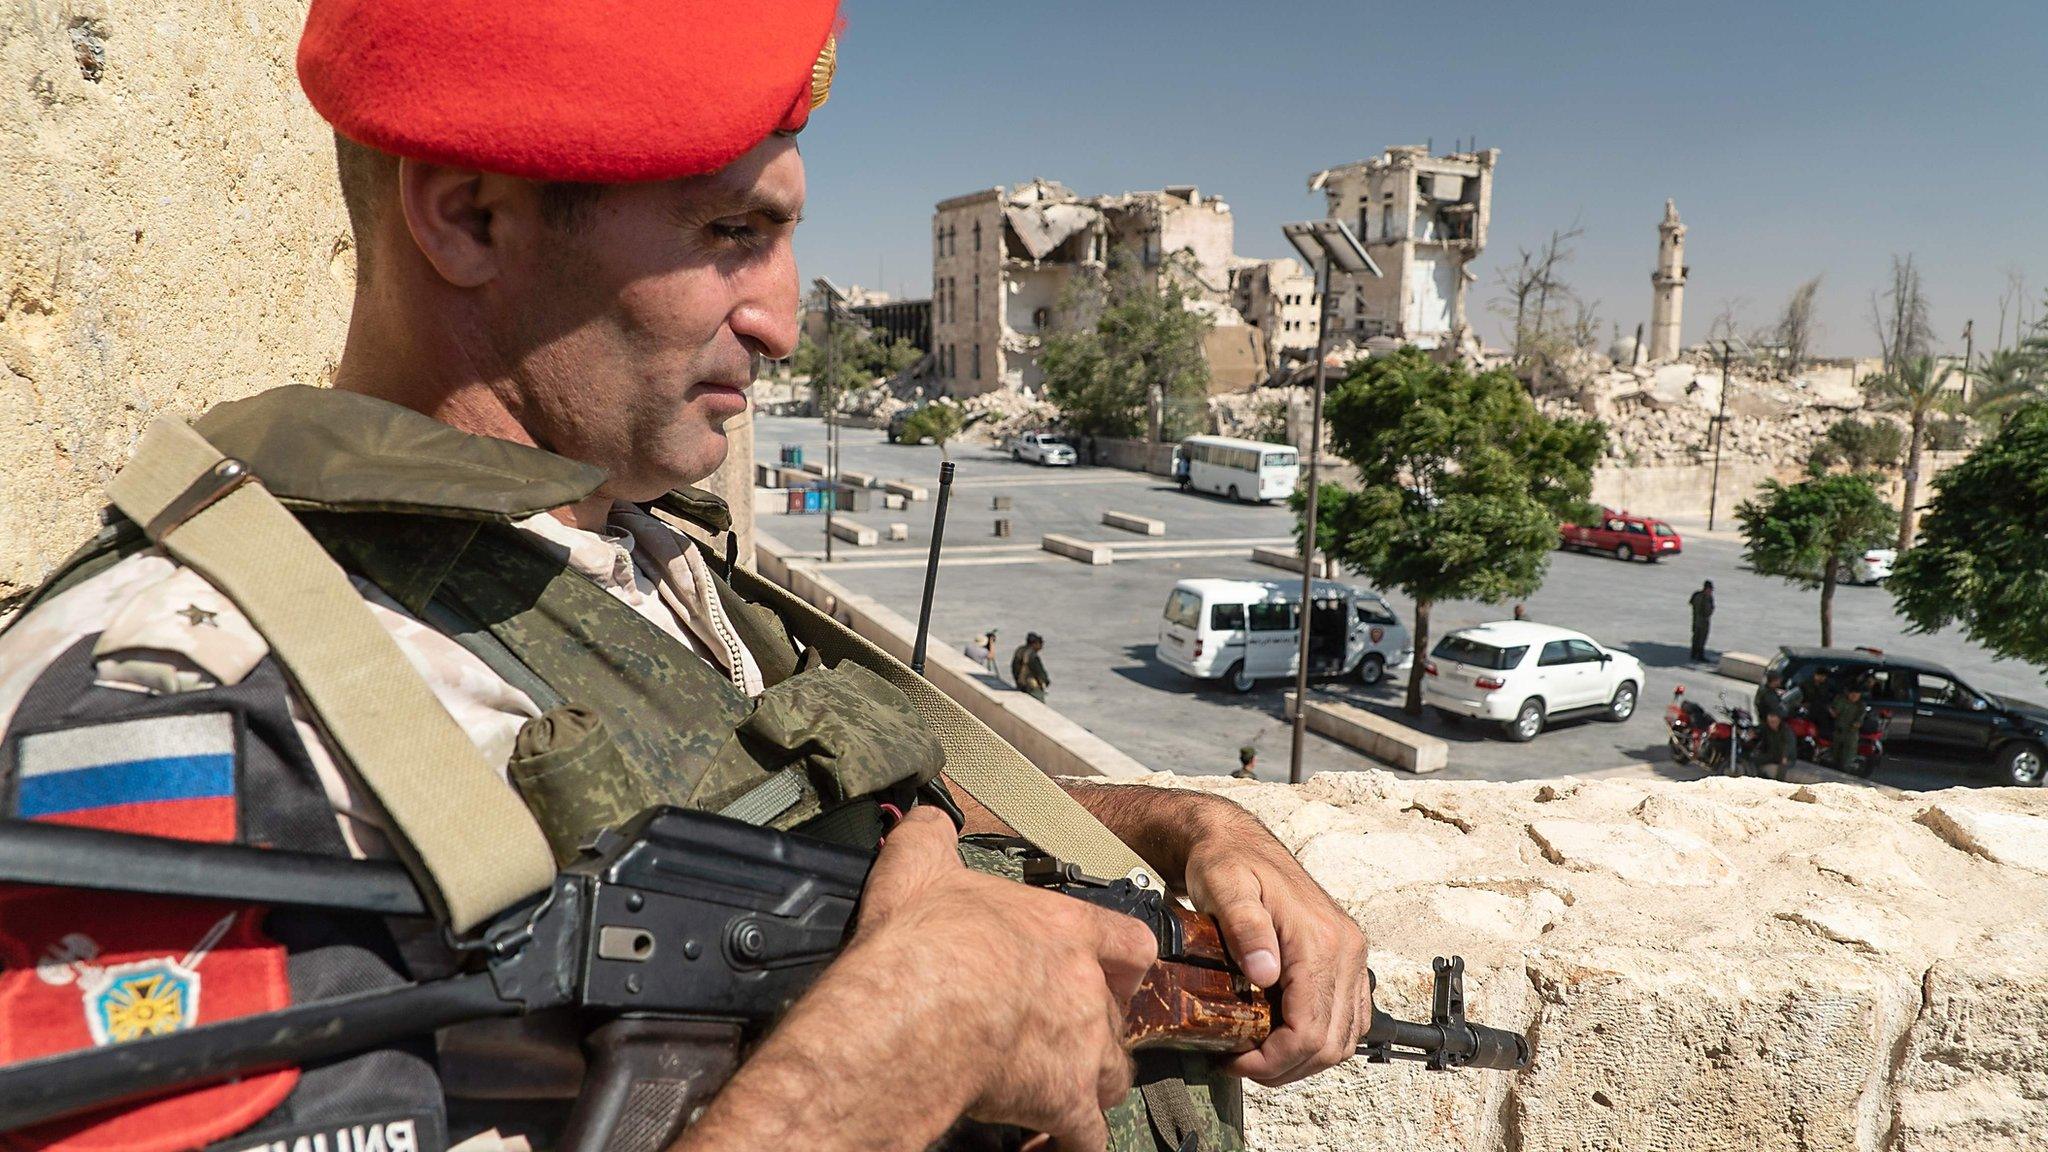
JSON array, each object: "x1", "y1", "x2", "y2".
[{"x1": 1122, "y1": 903, "x2": 1271, "y2": 1053}]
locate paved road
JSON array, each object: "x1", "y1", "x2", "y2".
[{"x1": 755, "y1": 415, "x2": 2044, "y2": 791}]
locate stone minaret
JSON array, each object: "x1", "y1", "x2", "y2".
[{"x1": 1648, "y1": 199, "x2": 1688, "y2": 361}]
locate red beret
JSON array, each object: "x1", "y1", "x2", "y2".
[{"x1": 298, "y1": 0, "x2": 839, "y2": 183}]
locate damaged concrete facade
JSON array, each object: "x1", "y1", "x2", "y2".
[
  {"x1": 1230, "y1": 257, "x2": 1320, "y2": 371},
  {"x1": 1648, "y1": 199, "x2": 1689, "y2": 362},
  {"x1": 1309, "y1": 146, "x2": 1499, "y2": 352},
  {"x1": 929, "y1": 180, "x2": 1241, "y2": 397}
]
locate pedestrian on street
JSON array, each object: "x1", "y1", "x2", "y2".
[
  {"x1": 1832, "y1": 680, "x2": 1870, "y2": 773},
  {"x1": 963, "y1": 627, "x2": 998, "y2": 674},
  {"x1": 1011, "y1": 631, "x2": 1051, "y2": 701},
  {"x1": 1754, "y1": 670, "x2": 1787, "y2": 720},
  {"x1": 1688, "y1": 580, "x2": 1715, "y2": 662},
  {"x1": 1512, "y1": 603, "x2": 1527, "y2": 622},
  {"x1": 1232, "y1": 746, "x2": 1258, "y2": 780}
]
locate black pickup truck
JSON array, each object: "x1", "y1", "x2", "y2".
[{"x1": 1769, "y1": 647, "x2": 2048, "y2": 787}]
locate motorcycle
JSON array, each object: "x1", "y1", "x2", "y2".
[
  {"x1": 1786, "y1": 709, "x2": 1887, "y2": 778},
  {"x1": 1665, "y1": 686, "x2": 1757, "y2": 773}
]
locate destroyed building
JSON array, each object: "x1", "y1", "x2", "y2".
[
  {"x1": 1308, "y1": 145, "x2": 1499, "y2": 353},
  {"x1": 929, "y1": 180, "x2": 1248, "y2": 396},
  {"x1": 1230, "y1": 257, "x2": 1320, "y2": 371}
]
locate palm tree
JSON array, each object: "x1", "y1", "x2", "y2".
[
  {"x1": 1964, "y1": 347, "x2": 2045, "y2": 425},
  {"x1": 1863, "y1": 356, "x2": 1958, "y2": 551}
]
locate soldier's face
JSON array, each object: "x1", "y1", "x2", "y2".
[{"x1": 502, "y1": 137, "x2": 804, "y2": 500}]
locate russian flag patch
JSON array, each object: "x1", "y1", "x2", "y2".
[{"x1": 12, "y1": 713, "x2": 238, "y2": 842}]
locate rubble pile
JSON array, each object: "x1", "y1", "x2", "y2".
[
  {"x1": 1535, "y1": 349, "x2": 1884, "y2": 469},
  {"x1": 1538, "y1": 394, "x2": 1861, "y2": 467},
  {"x1": 1209, "y1": 388, "x2": 1295, "y2": 441},
  {"x1": 956, "y1": 389, "x2": 1062, "y2": 445}
]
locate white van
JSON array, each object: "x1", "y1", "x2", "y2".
[
  {"x1": 1156, "y1": 578, "x2": 1411, "y2": 693},
  {"x1": 1174, "y1": 436, "x2": 1299, "y2": 503}
]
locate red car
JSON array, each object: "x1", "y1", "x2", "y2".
[{"x1": 1560, "y1": 508, "x2": 1683, "y2": 563}]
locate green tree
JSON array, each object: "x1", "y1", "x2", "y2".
[
  {"x1": 1890, "y1": 403, "x2": 2048, "y2": 669},
  {"x1": 896, "y1": 402, "x2": 965, "y2": 458},
  {"x1": 1964, "y1": 346, "x2": 2045, "y2": 426},
  {"x1": 1734, "y1": 474, "x2": 1897, "y2": 647},
  {"x1": 1303, "y1": 349, "x2": 1605, "y2": 715},
  {"x1": 791, "y1": 324, "x2": 922, "y2": 406},
  {"x1": 1807, "y1": 417, "x2": 1903, "y2": 473},
  {"x1": 1041, "y1": 253, "x2": 1212, "y2": 442},
  {"x1": 1864, "y1": 356, "x2": 1958, "y2": 551}
]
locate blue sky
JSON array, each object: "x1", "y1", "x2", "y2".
[{"x1": 793, "y1": 0, "x2": 2048, "y2": 357}]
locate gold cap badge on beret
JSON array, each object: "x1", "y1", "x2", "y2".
[{"x1": 811, "y1": 35, "x2": 837, "y2": 110}]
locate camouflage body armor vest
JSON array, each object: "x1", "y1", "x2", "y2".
[{"x1": 10, "y1": 386, "x2": 1241, "y2": 1152}]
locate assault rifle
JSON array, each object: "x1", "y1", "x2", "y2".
[{"x1": 0, "y1": 807, "x2": 1530, "y2": 1151}]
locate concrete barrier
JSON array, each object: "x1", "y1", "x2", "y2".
[
  {"x1": 883, "y1": 492, "x2": 907, "y2": 511},
  {"x1": 792, "y1": 460, "x2": 827, "y2": 477},
  {"x1": 755, "y1": 534, "x2": 1149, "y2": 780},
  {"x1": 839, "y1": 469, "x2": 878, "y2": 488},
  {"x1": 1101, "y1": 510, "x2": 1165, "y2": 537},
  {"x1": 754, "y1": 487, "x2": 793, "y2": 515},
  {"x1": 826, "y1": 518, "x2": 878, "y2": 547},
  {"x1": 881, "y1": 479, "x2": 928, "y2": 502},
  {"x1": 1252, "y1": 545, "x2": 1333, "y2": 577},
  {"x1": 1042, "y1": 533, "x2": 1112, "y2": 565},
  {"x1": 1717, "y1": 651, "x2": 1770, "y2": 683},
  {"x1": 886, "y1": 522, "x2": 909, "y2": 541},
  {"x1": 1284, "y1": 692, "x2": 1447, "y2": 773}
]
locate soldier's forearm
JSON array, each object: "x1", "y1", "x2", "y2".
[{"x1": 1058, "y1": 779, "x2": 1250, "y2": 887}]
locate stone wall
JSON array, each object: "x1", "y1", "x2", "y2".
[
  {"x1": 1147, "y1": 771, "x2": 2048, "y2": 1151},
  {"x1": 0, "y1": 0, "x2": 752, "y2": 605}
]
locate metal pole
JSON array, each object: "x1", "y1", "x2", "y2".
[
  {"x1": 911, "y1": 461, "x2": 956, "y2": 675},
  {"x1": 823, "y1": 301, "x2": 836, "y2": 562},
  {"x1": 1707, "y1": 340, "x2": 1730, "y2": 532},
  {"x1": 1289, "y1": 258, "x2": 1335, "y2": 785},
  {"x1": 1962, "y1": 320, "x2": 1975, "y2": 404}
]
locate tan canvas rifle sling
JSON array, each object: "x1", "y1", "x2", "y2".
[{"x1": 106, "y1": 417, "x2": 558, "y2": 933}]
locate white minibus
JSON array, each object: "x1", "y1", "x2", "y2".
[{"x1": 1173, "y1": 436, "x2": 1298, "y2": 503}]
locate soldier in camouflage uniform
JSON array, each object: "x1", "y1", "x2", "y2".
[{"x1": 0, "y1": 2, "x2": 1376, "y2": 1150}]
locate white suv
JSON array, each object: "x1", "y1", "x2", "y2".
[
  {"x1": 1012, "y1": 431, "x2": 1077, "y2": 466},
  {"x1": 1422, "y1": 621, "x2": 1644, "y2": 742}
]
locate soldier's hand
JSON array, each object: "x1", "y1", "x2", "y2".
[
  {"x1": 856, "y1": 808, "x2": 1159, "y2": 1149},
  {"x1": 1182, "y1": 807, "x2": 1371, "y2": 1087}
]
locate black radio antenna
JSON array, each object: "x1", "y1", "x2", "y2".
[{"x1": 909, "y1": 460, "x2": 955, "y2": 676}]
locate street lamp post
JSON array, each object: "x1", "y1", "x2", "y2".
[
  {"x1": 814, "y1": 278, "x2": 848, "y2": 561},
  {"x1": 1707, "y1": 340, "x2": 1731, "y2": 532},
  {"x1": 1280, "y1": 220, "x2": 1380, "y2": 785}
]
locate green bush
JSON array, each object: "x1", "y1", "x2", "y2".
[{"x1": 1808, "y1": 418, "x2": 1903, "y2": 471}]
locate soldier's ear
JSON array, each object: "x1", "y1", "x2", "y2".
[{"x1": 396, "y1": 158, "x2": 522, "y2": 289}]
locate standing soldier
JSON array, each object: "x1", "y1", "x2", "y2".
[
  {"x1": 1688, "y1": 580, "x2": 1716, "y2": 662},
  {"x1": 1754, "y1": 669, "x2": 1788, "y2": 720},
  {"x1": 0, "y1": 2, "x2": 1379, "y2": 1148},
  {"x1": 1832, "y1": 679, "x2": 1871, "y2": 773},
  {"x1": 1012, "y1": 631, "x2": 1052, "y2": 701},
  {"x1": 1233, "y1": 746, "x2": 1259, "y2": 779}
]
